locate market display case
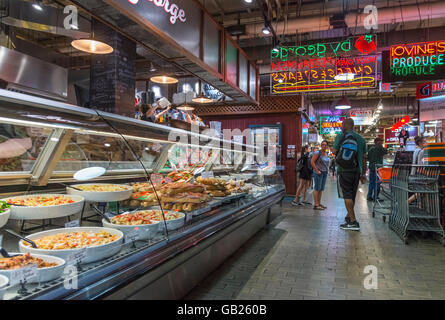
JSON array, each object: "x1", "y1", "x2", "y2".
[{"x1": 0, "y1": 90, "x2": 285, "y2": 300}]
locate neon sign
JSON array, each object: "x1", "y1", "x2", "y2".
[
  {"x1": 320, "y1": 116, "x2": 346, "y2": 135},
  {"x1": 271, "y1": 35, "x2": 377, "y2": 60},
  {"x1": 128, "y1": 0, "x2": 186, "y2": 24},
  {"x1": 271, "y1": 55, "x2": 377, "y2": 93},
  {"x1": 383, "y1": 40, "x2": 445, "y2": 82}
]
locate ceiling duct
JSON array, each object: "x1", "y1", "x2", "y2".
[
  {"x1": 0, "y1": 0, "x2": 90, "y2": 39},
  {"x1": 243, "y1": 1, "x2": 445, "y2": 39},
  {"x1": 227, "y1": 24, "x2": 246, "y2": 36}
]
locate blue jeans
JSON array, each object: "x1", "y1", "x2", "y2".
[
  {"x1": 313, "y1": 171, "x2": 328, "y2": 191},
  {"x1": 367, "y1": 170, "x2": 380, "y2": 200}
]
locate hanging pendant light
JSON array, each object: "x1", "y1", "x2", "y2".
[
  {"x1": 177, "y1": 104, "x2": 195, "y2": 111},
  {"x1": 150, "y1": 75, "x2": 179, "y2": 84},
  {"x1": 71, "y1": 38, "x2": 113, "y2": 54},
  {"x1": 335, "y1": 95, "x2": 352, "y2": 110},
  {"x1": 192, "y1": 80, "x2": 213, "y2": 104}
]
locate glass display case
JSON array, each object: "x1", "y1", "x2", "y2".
[{"x1": 0, "y1": 90, "x2": 285, "y2": 300}]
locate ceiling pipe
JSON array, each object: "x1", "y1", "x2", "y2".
[{"x1": 243, "y1": 1, "x2": 445, "y2": 39}]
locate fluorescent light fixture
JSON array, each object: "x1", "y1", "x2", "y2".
[
  {"x1": 334, "y1": 73, "x2": 355, "y2": 81},
  {"x1": 428, "y1": 120, "x2": 440, "y2": 124},
  {"x1": 244, "y1": 0, "x2": 253, "y2": 3},
  {"x1": 50, "y1": 137, "x2": 60, "y2": 142}
]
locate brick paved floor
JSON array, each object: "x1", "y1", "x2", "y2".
[{"x1": 184, "y1": 176, "x2": 445, "y2": 300}]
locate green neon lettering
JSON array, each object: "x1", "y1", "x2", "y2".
[
  {"x1": 438, "y1": 54, "x2": 444, "y2": 65},
  {"x1": 392, "y1": 58, "x2": 399, "y2": 66},
  {"x1": 341, "y1": 39, "x2": 351, "y2": 52},
  {"x1": 330, "y1": 42, "x2": 342, "y2": 56},
  {"x1": 407, "y1": 57, "x2": 414, "y2": 67},
  {"x1": 317, "y1": 43, "x2": 326, "y2": 58},
  {"x1": 295, "y1": 46, "x2": 306, "y2": 56},
  {"x1": 280, "y1": 47, "x2": 288, "y2": 61},
  {"x1": 307, "y1": 45, "x2": 316, "y2": 56}
]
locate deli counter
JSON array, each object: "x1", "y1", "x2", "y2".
[{"x1": 0, "y1": 90, "x2": 285, "y2": 300}]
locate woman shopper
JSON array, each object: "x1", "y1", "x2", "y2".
[
  {"x1": 311, "y1": 140, "x2": 330, "y2": 210},
  {"x1": 292, "y1": 145, "x2": 313, "y2": 206}
]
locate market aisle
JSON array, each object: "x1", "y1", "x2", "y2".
[{"x1": 185, "y1": 175, "x2": 445, "y2": 300}]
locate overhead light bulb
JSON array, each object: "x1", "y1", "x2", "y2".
[
  {"x1": 378, "y1": 105, "x2": 383, "y2": 110},
  {"x1": 334, "y1": 73, "x2": 355, "y2": 81},
  {"x1": 335, "y1": 96, "x2": 352, "y2": 110},
  {"x1": 32, "y1": 0, "x2": 43, "y2": 11},
  {"x1": 243, "y1": 0, "x2": 253, "y2": 3},
  {"x1": 262, "y1": 27, "x2": 271, "y2": 35}
]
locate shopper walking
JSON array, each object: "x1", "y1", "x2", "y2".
[
  {"x1": 311, "y1": 140, "x2": 330, "y2": 210},
  {"x1": 332, "y1": 118, "x2": 367, "y2": 231},
  {"x1": 367, "y1": 137, "x2": 387, "y2": 201},
  {"x1": 292, "y1": 145, "x2": 313, "y2": 206},
  {"x1": 409, "y1": 136, "x2": 427, "y2": 204}
]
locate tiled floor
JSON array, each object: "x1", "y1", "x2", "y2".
[{"x1": 185, "y1": 176, "x2": 445, "y2": 300}]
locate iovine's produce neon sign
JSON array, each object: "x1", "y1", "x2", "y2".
[
  {"x1": 320, "y1": 116, "x2": 346, "y2": 135},
  {"x1": 271, "y1": 56, "x2": 377, "y2": 93},
  {"x1": 387, "y1": 40, "x2": 445, "y2": 80},
  {"x1": 272, "y1": 35, "x2": 377, "y2": 60},
  {"x1": 128, "y1": 0, "x2": 186, "y2": 24}
]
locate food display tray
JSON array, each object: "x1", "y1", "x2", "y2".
[
  {"x1": 67, "y1": 184, "x2": 132, "y2": 203},
  {"x1": 2, "y1": 195, "x2": 85, "y2": 220}
]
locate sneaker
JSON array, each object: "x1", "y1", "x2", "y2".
[
  {"x1": 340, "y1": 220, "x2": 360, "y2": 231},
  {"x1": 345, "y1": 216, "x2": 351, "y2": 224},
  {"x1": 291, "y1": 200, "x2": 303, "y2": 206},
  {"x1": 303, "y1": 201, "x2": 312, "y2": 206}
]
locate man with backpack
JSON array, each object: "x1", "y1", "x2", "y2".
[{"x1": 332, "y1": 118, "x2": 367, "y2": 231}]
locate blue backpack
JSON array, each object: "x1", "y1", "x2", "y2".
[{"x1": 336, "y1": 133, "x2": 359, "y2": 169}]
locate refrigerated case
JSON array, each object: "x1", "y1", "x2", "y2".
[{"x1": 0, "y1": 90, "x2": 285, "y2": 300}]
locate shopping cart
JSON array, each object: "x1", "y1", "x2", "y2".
[{"x1": 372, "y1": 165, "x2": 392, "y2": 222}]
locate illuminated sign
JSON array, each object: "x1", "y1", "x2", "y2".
[
  {"x1": 385, "y1": 126, "x2": 419, "y2": 144},
  {"x1": 271, "y1": 55, "x2": 377, "y2": 93},
  {"x1": 320, "y1": 116, "x2": 346, "y2": 135},
  {"x1": 271, "y1": 35, "x2": 377, "y2": 60},
  {"x1": 391, "y1": 116, "x2": 410, "y2": 131},
  {"x1": 383, "y1": 40, "x2": 445, "y2": 82},
  {"x1": 417, "y1": 81, "x2": 445, "y2": 99},
  {"x1": 128, "y1": 0, "x2": 186, "y2": 24}
]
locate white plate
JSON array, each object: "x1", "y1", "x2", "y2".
[
  {"x1": 0, "y1": 209, "x2": 10, "y2": 228},
  {"x1": 3, "y1": 195, "x2": 85, "y2": 220},
  {"x1": 73, "y1": 167, "x2": 106, "y2": 181},
  {"x1": 19, "y1": 227, "x2": 124, "y2": 265},
  {"x1": 67, "y1": 184, "x2": 132, "y2": 202},
  {"x1": 0, "y1": 253, "x2": 65, "y2": 283}
]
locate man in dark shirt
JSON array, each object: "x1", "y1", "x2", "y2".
[{"x1": 366, "y1": 137, "x2": 388, "y2": 201}]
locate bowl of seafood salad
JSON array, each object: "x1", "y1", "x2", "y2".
[{"x1": 19, "y1": 227, "x2": 124, "y2": 264}]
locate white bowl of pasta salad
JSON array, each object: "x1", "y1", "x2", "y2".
[
  {"x1": 2, "y1": 194, "x2": 85, "y2": 220},
  {"x1": 67, "y1": 184, "x2": 132, "y2": 202},
  {"x1": 19, "y1": 227, "x2": 124, "y2": 264},
  {"x1": 102, "y1": 210, "x2": 185, "y2": 240}
]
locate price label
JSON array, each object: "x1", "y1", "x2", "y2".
[
  {"x1": 65, "y1": 219, "x2": 80, "y2": 228},
  {"x1": 66, "y1": 248, "x2": 87, "y2": 265},
  {"x1": 10, "y1": 265, "x2": 38, "y2": 286},
  {"x1": 201, "y1": 171, "x2": 214, "y2": 178},
  {"x1": 125, "y1": 229, "x2": 139, "y2": 243}
]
